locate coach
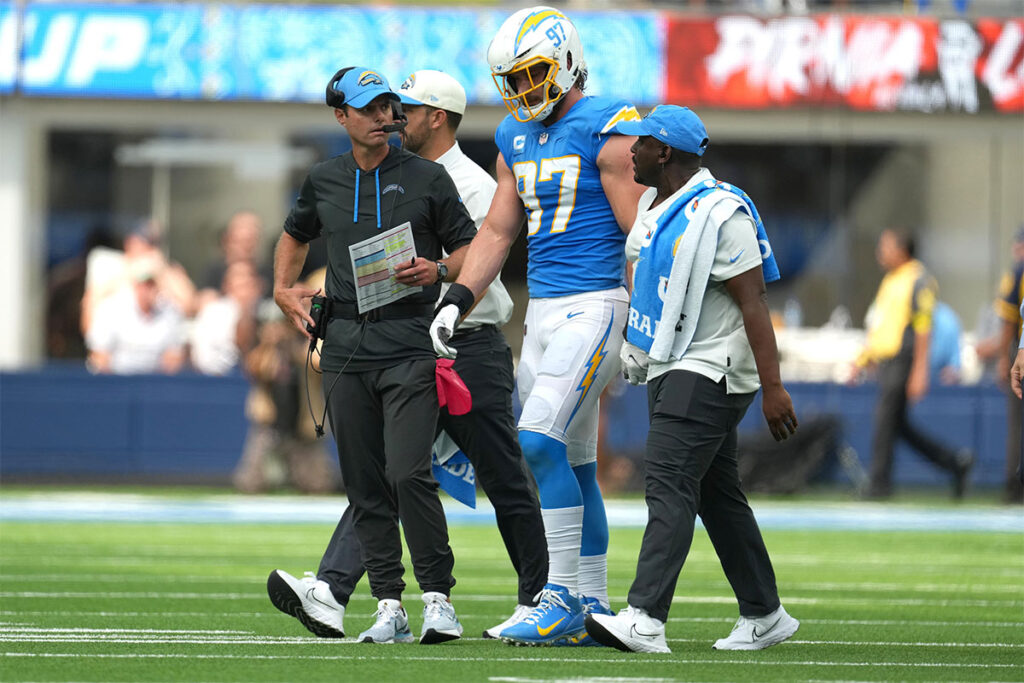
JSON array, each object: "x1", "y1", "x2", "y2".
[{"x1": 271, "y1": 66, "x2": 476, "y2": 643}]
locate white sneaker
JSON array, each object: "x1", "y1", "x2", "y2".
[
  {"x1": 482, "y1": 604, "x2": 533, "y2": 639},
  {"x1": 712, "y1": 605, "x2": 799, "y2": 650},
  {"x1": 419, "y1": 592, "x2": 463, "y2": 644},
  {"x1": 584, "y1": 606, "x2": 670, "y2": 653},
  {"x1": 358, "y1": 599, "x2": 415, "y2": 644},
  {"x1": 267, "y1": 570, "x2": 345, "y2": 638}
]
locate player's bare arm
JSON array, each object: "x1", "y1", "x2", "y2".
[
  {"x1": 597, "y1": 135, "x2": 645, "y2": 232},
  {"x1": 272, "y1": 231, "x2": 318, "y2": 338},
  {"x1": 455, "y1": 152, "x2": 526, "y2": 298},
  {"x1": 724, "y1": 265, "x2": 798, "y2": 441}
]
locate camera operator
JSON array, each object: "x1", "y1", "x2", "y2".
[{"x1": 271, "y1": 66, "x2": 475, "y2": 645}]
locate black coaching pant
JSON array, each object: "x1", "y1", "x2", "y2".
[
  {"x1": 627, "y1": 370, "x2": 780, "y2": 623},
  {"x1": 868, "y1": 356, "x2": 961, "y2": 496},
  {"x1": 322, "y1": 358, "x2": 455, "y2": 601},
  {"x1": 319, "y1": 325, "x2": 548, "y2": 606}
]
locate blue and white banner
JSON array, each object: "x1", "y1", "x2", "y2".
[{"x1": 0, "y1": 3, "x2": 663, "y2": 103}]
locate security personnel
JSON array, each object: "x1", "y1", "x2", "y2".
[
  {"x1": 271, "y1": 66, "x2": 476, "y2": 645},
  {"x1": 855, "y1": 229, "x2": 974, "y2": 499},
  {"x1": 268, "y1": 70, "x2": 548, "y2": 641}
]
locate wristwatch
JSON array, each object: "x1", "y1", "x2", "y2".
[{"x1": 435, "y1": 261, "x2": 449, "y2": 284}]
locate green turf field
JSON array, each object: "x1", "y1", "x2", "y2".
[{"x1": 2, "y1": 500, "x2": 1022, "y2": 682}]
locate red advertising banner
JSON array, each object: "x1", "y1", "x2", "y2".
[{"x1": 665, "y1": 15, "x2": 1024, "y2": 113}]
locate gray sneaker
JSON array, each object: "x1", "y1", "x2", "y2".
[
  {"x1": 267, "y1": 570, "x2": 345, "y2": 638},
  {"x1": 419, "y1": 591, "x2": 462, "y2": 644},
  {"x1": 712, "y1": 605, "x2": 799, "y2": 650},
  {"x1": 358, "y1": 599, "x2": 415, "y2": 644}
]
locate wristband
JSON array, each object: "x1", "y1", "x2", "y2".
[{"x1": 435, "y1": 282, "x2": 475, "y2": 317}]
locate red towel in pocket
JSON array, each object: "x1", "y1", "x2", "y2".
[{"x1": 435, "y1": 358, "x2": 472, "y2": 415}]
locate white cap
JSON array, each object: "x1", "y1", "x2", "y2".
[{"x1": 397, "y1": 70, "x2": 467, "y2": 115}]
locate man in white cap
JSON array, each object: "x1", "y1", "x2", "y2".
[{"x1": 268, "y1": 69, "x2": 549, "y2": 642}]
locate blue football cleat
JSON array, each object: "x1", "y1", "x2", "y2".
[
  {"x1": 554, "y1": 595, "x2": 613, "y2": 647},
  {"x1": 499, "y1": 583, "x2": 585, "y2": 646}
]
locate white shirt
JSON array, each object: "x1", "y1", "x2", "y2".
[
  {"x1": 86, "y1": 287, "x2": 186, "y2": 374},
  {"x1": 190, "y1": 297, "x2": 242, "y2": 375},
  {"x1": 626, "y1": 169, "x2": 763, "y2": 393},
  {"x1": 435, "y1": 142, "x2": 514, "y2": 329}
]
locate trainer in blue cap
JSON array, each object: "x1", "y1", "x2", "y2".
[
  {"x1": 611, "y1": 105, "x2": 709, "y2": 157},
  {"x1": 325, "y1": 67, "x2": 400, "y2": 109}
]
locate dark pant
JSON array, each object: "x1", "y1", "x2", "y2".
[
  {"x1": 868, "y1": 357, "x2": 961, "y2": 495},
  {"x1": 1005, "y1": 388, "x2": 1023, "y2": 502},
  {"x1": 323, "y1": 359, "x2": 454, "y2": 600},
  {"x1": 320, "y1": 326, "x2": 548, "y2": 605},
  {"x1": 627, "y1": 370, "x2": 780, "y2": 623}
]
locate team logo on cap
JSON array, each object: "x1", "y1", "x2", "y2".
[
  {"x1": 358, "y1": 71, "x2": 384, "y2": 86},
  {"x1": 400, "y1": 74, "x2": 415, "y2": 90}
]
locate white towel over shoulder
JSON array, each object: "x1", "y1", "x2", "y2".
[{"x1": 647, "y1": 191, "x2": 748, "y2": 363}]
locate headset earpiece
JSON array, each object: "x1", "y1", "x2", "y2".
[{"x1": 325, "y1": 67, "x2": 355, "y2": 109}]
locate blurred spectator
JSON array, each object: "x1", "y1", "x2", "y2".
[
  {"x1": 929, "y1": 301, "x2": 962, "y2": 385},
  {"x1": 984, "y1": 227, "x2": 1023, "y2": 504},
  {"x1": 852, "y1": 229, "x2": 973, "y2": 499},
  {"x1": 190, "y1": 260, "x2": 264, "y2": 375},
  {"x1": 85, "y1": 257, "x2": 187, "y2": 374},
  {"x1": 81, "y1": 219, "x2": 197, "y2": 335},
  {"x1": 232, "y1": 299, "x2": 335, "y2": 494},
  {"x1": 46, "y1": 226, "x2": 118, "y2": 359},
  {"x1": 198, "y1": 211, "x2": 269, "y2": 310}
]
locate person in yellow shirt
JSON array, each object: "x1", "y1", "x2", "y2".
[{"x1": 854, "y1": 229, "x2": 974, "y2": 499}]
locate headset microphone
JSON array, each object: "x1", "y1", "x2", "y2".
[{"x1": 381, "y1": 120, "x2": 407, "y2": 133}]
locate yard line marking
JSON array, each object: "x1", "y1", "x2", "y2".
[
  {"x1": 2, "y1": 591, "x2": 1021, "y2": 608},
  {"x1": 3, "y1": 611, "x2": 1022, "y2": 628},
  {"x1": 2, "y1": 631, "x2": 1018, "y2": 648},
  {"x1": 668, "y1": 617, "x2": 1024, "y2": 628},
  {"x1": 1, "y1": 652, "x2": 1017, "y2": 668},
  {"x1": 2, "y1": 574, "x2": 1020, "y2": 594},
  {"x1": 666, "y1": 637, "x2": 1021, "y2": 648}
]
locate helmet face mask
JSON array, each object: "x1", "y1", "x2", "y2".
[{"x1": 487, "y1": 7, "x2": 583, "y2": 123}]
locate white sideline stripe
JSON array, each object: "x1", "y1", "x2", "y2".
[
  {"x1": 2, "y1": 591, "x2": 1021, "y2": 608},
  {"x1": 3, "y1": 611, "x2": 1022, "y2": 628},
  {"x1": 2, "y1": 495, "x2": 1022, "y2": 532},
  {"x1": 1, "y1": 652, "x2": 1017, "y2": 668},
  {"x1": 2, "y1": 634, "x2": 1019, "y2": 648}
]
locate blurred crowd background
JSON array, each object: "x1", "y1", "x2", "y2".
[{"x1": 0, "y1": 0, "x2": 1021, "y2": 500}]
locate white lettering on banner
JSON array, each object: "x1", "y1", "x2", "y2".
[
  {"x1": 939, "y1": 21, "x2": 981, "y2": 113},
  {"x1": 707, "y1": 16, "x2": 763, "y2": 88},
  {"x1": 67, "y1": 16, "x2": 149, "y2": 87},
  {"x1": 0, "y1": 13, "x2": 17, "y2": 85},
  {"x1": 22, "y1": 14, "x2": 75, "y2": 86},
  {"x1": 982, "y1": 21, "x2": 1023, "y2": 105},
  {"x1": 703, "y1": 16, "x2": 1021, "y2": 113}
]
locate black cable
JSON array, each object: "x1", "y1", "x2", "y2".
[{"x1": 306, "y1": 317, "x2": 368, "y2": 438}]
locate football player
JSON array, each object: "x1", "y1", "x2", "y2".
[{"x1": 430, "y1": 6, "x2": 645, "y2": 646}]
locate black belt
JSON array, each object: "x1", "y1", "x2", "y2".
[
  {"x1": 331, "y1": 301, "x2": 433, "y2": 322},
  {"x1": 452, "y1": 324, "x2": 497, "y2": 339}
]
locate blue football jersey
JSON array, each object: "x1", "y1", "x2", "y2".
[{"x1": 495, "y1": 96, "x2": 640, "y2": 298}]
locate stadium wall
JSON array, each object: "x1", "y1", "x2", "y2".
[{"x1": 0, "y1": 368, "x2": 1010, "y2": 490}]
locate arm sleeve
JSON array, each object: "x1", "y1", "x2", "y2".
[
  {"x1": 910, "y1": 275, "x2": 937, "y2": 335},
  {"x1": 283, "y1": 174, "x2": 321, "y2": 244},
  {"x1": 430, "y1": 169, "x2": 477, "y2": 253},
  {"x1": 710, "y1": 209, "x2": 762, "y2": 282}
]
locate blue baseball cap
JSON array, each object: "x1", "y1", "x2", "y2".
[
  {"x1": 331, "y1": 67, "x2": 399, "y2": 109},
  {"x1": 612, "y1": 105, "x2": 709, "y2": 156}
]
